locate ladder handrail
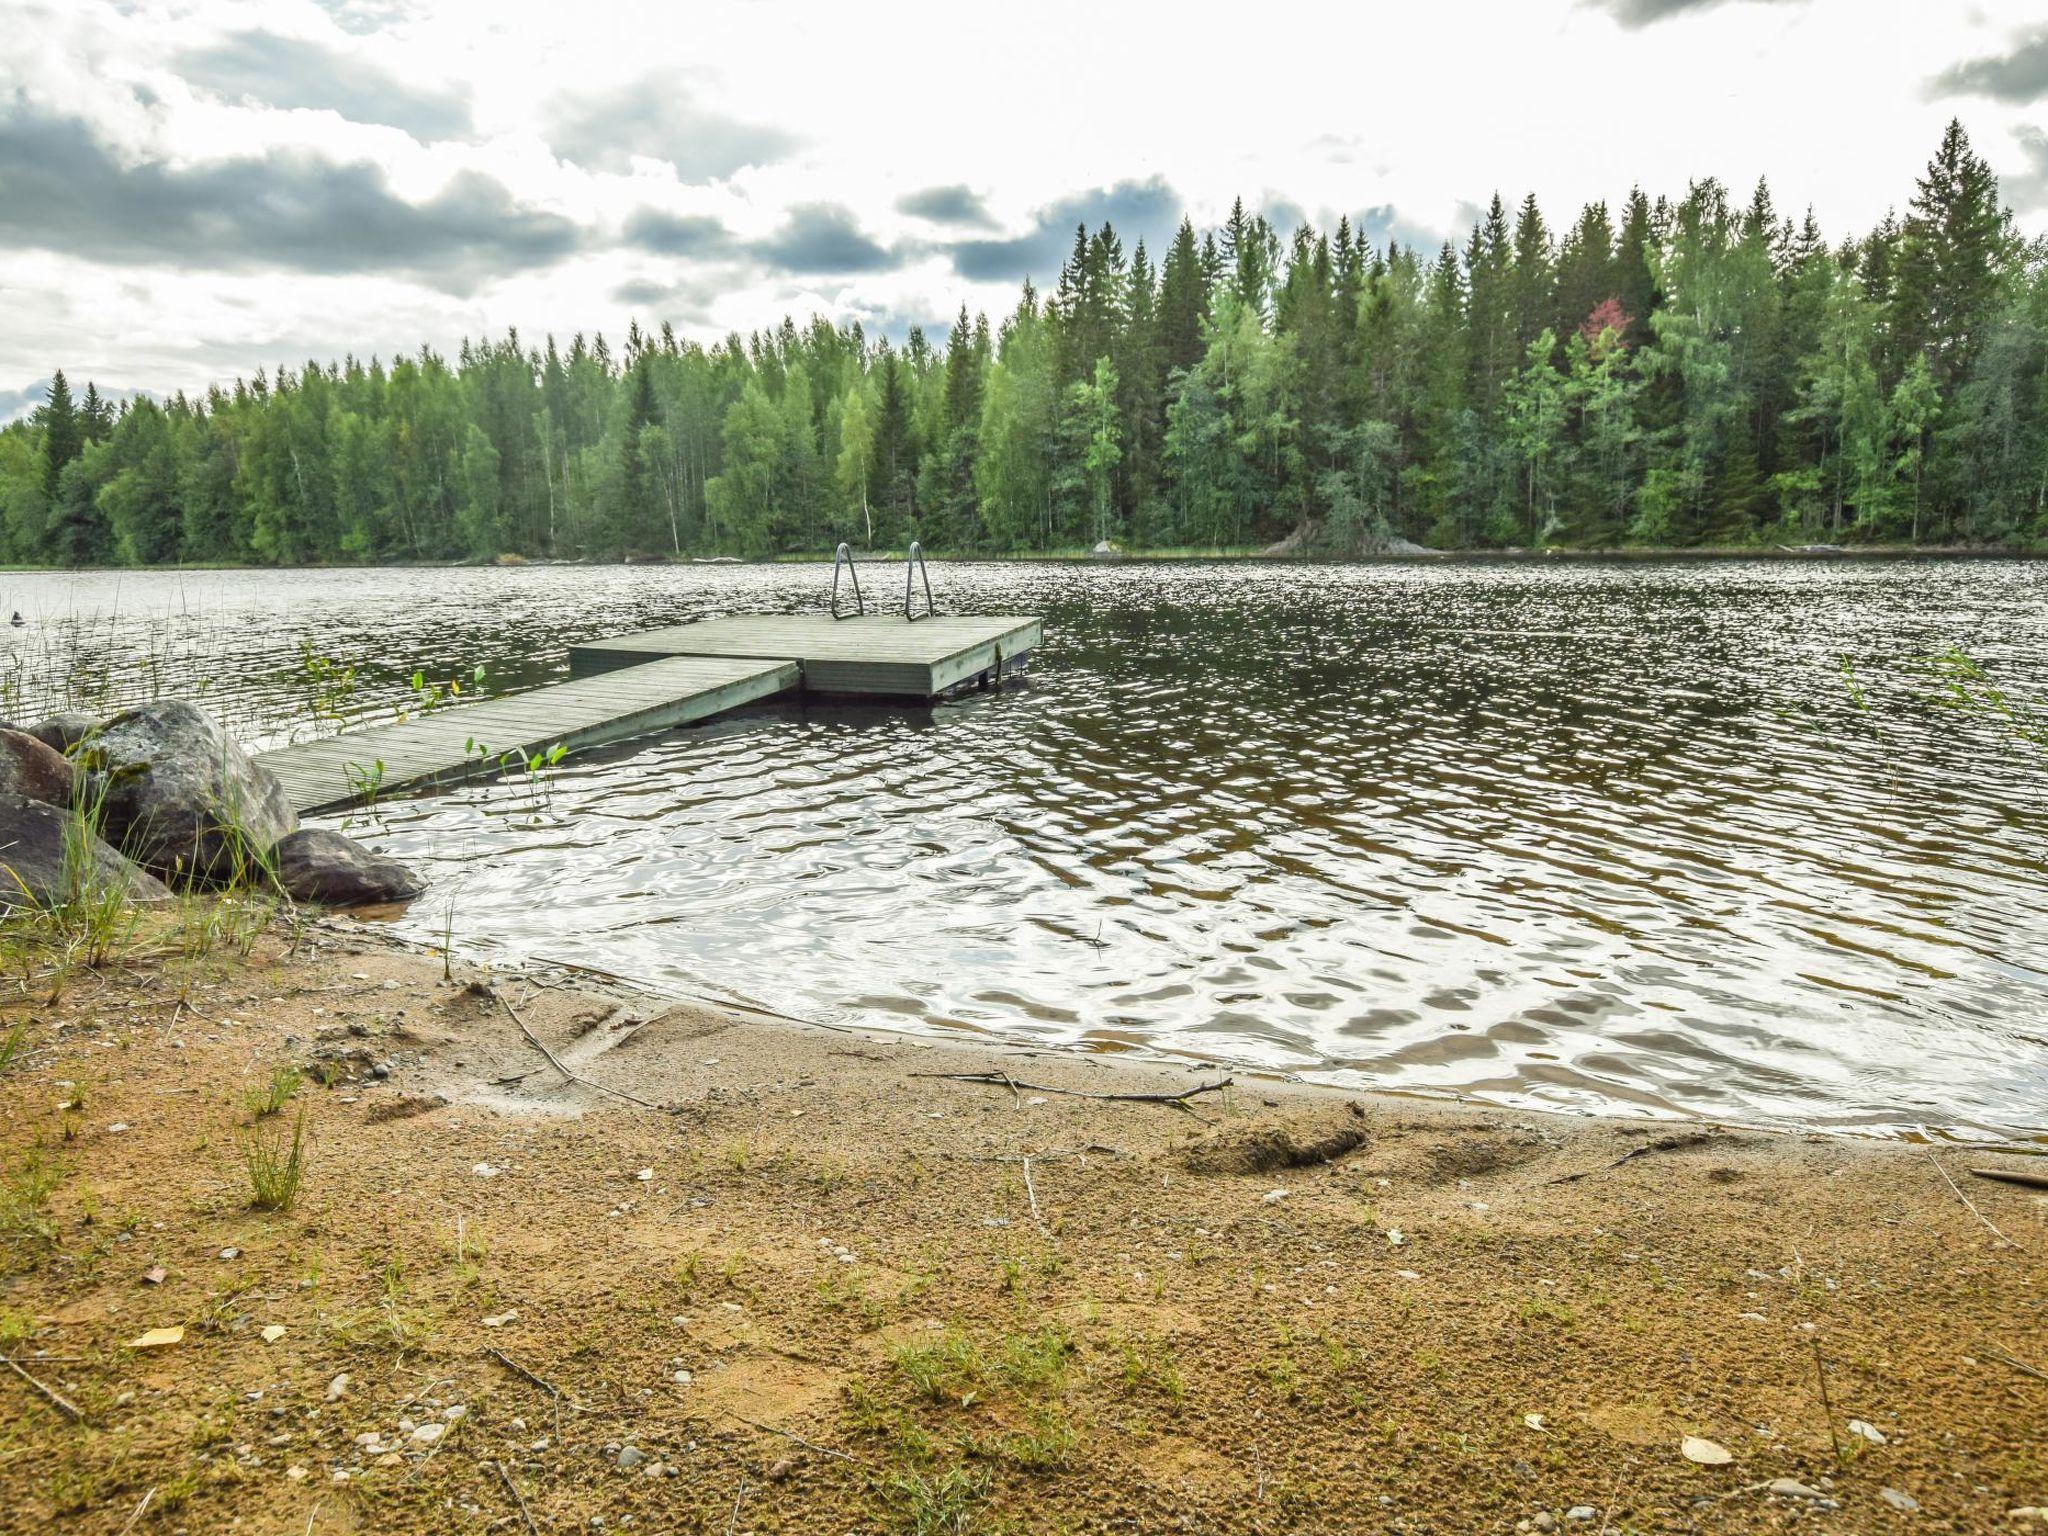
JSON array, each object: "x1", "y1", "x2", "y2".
[
  {"x1": 830, "y1": 542, "x2": 865, "y2": 619},
  {"x1": 904, "y1": 540, "x2": 936, "y2": 622}
]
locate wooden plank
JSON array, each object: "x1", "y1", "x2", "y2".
[{"x1": 256, "y1": 655, "x2": 798, "y2": 814}]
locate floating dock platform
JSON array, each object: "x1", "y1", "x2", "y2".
[
  {"x1": 257, "y1": 610, "x2": 1039, "y2": 814},
  {"x1": 568, "y1": 613, "x2": 1040, "y2": 697}
]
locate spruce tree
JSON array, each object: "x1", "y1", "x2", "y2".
[{"x1": 34, "y1": 370, "x2": 81, "y2": 501}]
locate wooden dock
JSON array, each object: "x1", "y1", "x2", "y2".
[
  {"x1": 570, "y1": 613, "x2": 1041, "y2": 696},
  {"x1": 257, "y1": 610, "x2": 1040, "y2": 814},
  {"x1": 256, "y1": 654, "x2": 797, "y2": 814}
]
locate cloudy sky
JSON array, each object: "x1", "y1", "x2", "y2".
[{"x1": 2, "y1": 0, "x2": 2045, "y2": 414}]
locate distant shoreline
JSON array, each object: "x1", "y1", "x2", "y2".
[{"x1": 1, "y1": 542, "x2": 2043, "y2": 577}]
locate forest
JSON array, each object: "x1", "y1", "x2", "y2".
[{"x1": 2, "y1": 121, "x2": 2043, "y2": 566}]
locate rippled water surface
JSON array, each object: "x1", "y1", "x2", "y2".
[{"x1": 9, "y1": 559, "x2": 2048, "y2": 1135}]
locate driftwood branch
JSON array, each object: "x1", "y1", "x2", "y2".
[
  {"x1": 496, "y1": 992, "x2": 668, "y2": 1113},
  {"x1": 911, "y1": 1071, "x2": 1233, "y2": 1110},
  {"x1": 1969, "y1": 1166, "x2": 2048, "y2": 1193},
  {"x1": 1548, "y1": 1130, "x2": 1722, "y2": 1185},
  {"x1": 1925, "y1": 1151, "x2": 2022, "y2": 1251},
  {"x1": 2, "y1": 1353, "x2": 83, "y2": 1422}
]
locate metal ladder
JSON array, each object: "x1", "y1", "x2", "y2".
[{"x1": 830, "y1": 542, "x2": 938, "y2": 622}]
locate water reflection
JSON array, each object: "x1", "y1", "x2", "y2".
[{"x1": 6, "y1": 558, "x2": 2045, "y2": 1135}]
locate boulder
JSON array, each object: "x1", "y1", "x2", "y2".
[
  {"x1": 0, "y1": 728, "x2": 75, "y2": 807},
  {"x1": 86, "y1": 701, "x2": 297, "y2": 884},
  {"x1": 26, "y1": 711, "x2": 100, "y2": 755},
  {"x1": 0, "y1": 793, "x2": 170, "y2": 909},
  {"x1": 272, "y1": 828, "x2": 424, "y2": 907}
]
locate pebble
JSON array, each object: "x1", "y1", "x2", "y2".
[
  {"x1": 617, "y1": 1445, "x2": 645, "y2": 1470},
  {"x1": 1769, "y1": 1479, "x2": 1826, "y2": 1500},
  {"x1": 411, "y1": 1422, "x2": 445, "y2": 1447},
  {"x1": 1566, "y1": 1507, "x2": 1597, "y2": 1523},
  {"x1": 1879, "y1": 1488, "x2": 1919, "y2": 1512},
  {"x1": 1533, "y1": 1514, "x2": 1556, "y2": 1532},
  {"x1": 672, "y1": 1370, "x2": 692, "y2": 1385},
  {"x1": 326, "y1": 1374, "x2": 349, "y2": 1402}
]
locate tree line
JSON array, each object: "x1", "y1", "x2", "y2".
[{"x1": 2, "y1": 121, "x2": 2043, "y2": 566}]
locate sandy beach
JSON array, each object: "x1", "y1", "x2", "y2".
[{"x1": 1, "y1": 916, "x2": 2043, "y2": 1534}]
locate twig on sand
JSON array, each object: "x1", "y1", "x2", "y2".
[
  {"x1": 496, "y1": 991, "x2": 668, "y2": 1113},
  {"x1": 2, "y1": 1353, "x2": 83, "y2": 1422},
  {"x1": 911, "y1": 1071, "x2": 1232, "y2": 1113},
  {"x1": 726, "y1": 1477, "x2": 750, "y2": 1536},
  {"x1": 483, "y1": 1345, "x2": 583, "y2": 1412},
  {"x1": 1547, "y1": 1130, "x2": 1722, "y2": 1185},
  {"x1": 731, "y1": 1414, "x2": 860, "y2": 1463},
  {"x1": 1021, "y1": 1154, "x2": 1044, "y2": 1231},
  {"x1": 1983, "y1": 1345, "x2": 2047, "y2": 1382},
  {"x1": 493, "y1": 1460, "x2": 539, "y2": 1536},
  {"x1": 1810, "y1": 1342, "x2": 1845, "y2": 1466},
  {"x1": 1925, "y1": 1151, "x2": 2022, "y2": 1251},
  {"x1": 1969, "y1": 1166, "x2": 2048, "y2": 1193},
  {"x1": 116, "y1": 1486, "x2": 155, "y2": 1535}
]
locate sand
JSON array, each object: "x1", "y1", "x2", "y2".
[{"x1": 1, "y1": 916, "x2": 2044, "y2": 1534}]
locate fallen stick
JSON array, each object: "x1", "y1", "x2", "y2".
[
  {"x1": 483, "y1": 1345, "x2": 583, "y2": 1412},
  {"x1": 116, "y1": 1486, "x2": 155, "y2": 1536},
  {"x1": 1022, "y1": 1154, "x2": 1044, "y2": 1231},
  {"x1": 1926, "y1": 1151, "x2": 2022, "y2": 1251},
  {"x1": 2, "y1": 1353, "x2": 83, "y2": 1422},
  {"x1": 1810, "y1": 1342, "x2": 1845, "y2": 1466},
  {"x1": 730, "y1": 1413, "x2": 861, "y2": 1463},
  {"x1": 497, "y1": 993, "x2": 668, "y2": 1113},
  {"x1": 1969, "y1": 1166, "x2": 2048, "y2": 1193},
  {"x1": 911, "y1": 1071, "x2": 1232, "y2": 1109},
  {"x1": 1548, "y1": 1130, "x2": 1722, "y2": 1185},
  {"x1": 1984, "y1": 1346, "x2": 2047, "y2": 1383},
  {"x1": 493, "y1": 1460, "x2": 540, "y2": 1536}
]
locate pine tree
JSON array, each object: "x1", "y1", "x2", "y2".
[{"x1": 34, "y1": 370, "x2": 81, "y2": 501}]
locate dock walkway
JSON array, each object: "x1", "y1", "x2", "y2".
[
  {"x1": 256, "y1": 610, "x2": 1040, "y2": 815},
  {"x1": 256, "y1": 654, "x2": 796, "y2": 815}
]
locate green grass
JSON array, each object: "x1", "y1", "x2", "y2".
[
  {"x1": 243, "y1": 1107, "x2": 308, "y2": 1210},
  {"x1": 242, "y1": 1063, "x2": 303, "y2": 1119}
]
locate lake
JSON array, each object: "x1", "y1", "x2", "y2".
[{"x1": 7, "y1": 557, "x2": 2046, "y2": 1138}]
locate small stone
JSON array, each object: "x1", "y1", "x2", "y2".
[
  {"x1": 1681, "y1": 1436, "x2": 1733, "y2": 1466},
  {"x1": 1769, "y1": 1479, "x2": 1826, "y2": 1500},
  {"x1": 1533, "y1": 1514, "x2": 1556, "y2": 1532},
  {"x1": 1849, "y1": 1419, "x2": 1888, "y2": 1445},
  {"x1": 671, "y1": 1369, "x2": 692, "y2": 1385},
  {"x1": 1566, "y1": 1508, "x2": 1597, "y2": 1523},
  {"x1": 219, "y1": 1247, "x2": 240, "y2": 1260},
  {"x1": 1880, "y1": 1488, "x2": 1919, "y2": 1513},
  {"x1": 616, "y1": 1445, "x2": 645, "y2": 1470},
  {"x1": 411, "y1": 1422, "x2": 445, "y2": 1446},
  {"x1": 260, "y1": 1324, "x2": 286, "y2": 1344},
  {"x1": 327, "y1": 1374, "x2": 349, "y2": 1402},
  {"x1": 766, "y1": 1457, "x2": 794, "y2": 1481},
  {"x1": 442, "y1": 1404, "x2": 467, "y2": 1422},
  {"x1": 1261, "y1": 1188, "x2": 1289, "y2": 1204},
  {"x1": 285, "y1": 1465, "x2": 307, "y2": 1482}
]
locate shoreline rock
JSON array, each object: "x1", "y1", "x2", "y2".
[
  {"x1": 85, "y1": 701, "x2": 297, "y2": 885},
  {"x1": 0, "y1": 792, "x2": 171, "y2": 908},
  {"x1": 273, "y1": 828, "x2": 425, "y2": 908}
]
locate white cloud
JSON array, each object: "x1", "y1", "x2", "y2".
[{"x1": 0, "y1": 0, "x2": 2042, "y2": 399}]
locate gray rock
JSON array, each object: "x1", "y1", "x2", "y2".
[
  {"x1": 1566, "y1": 1509, "x2": 1597, "y2": 1524},
  {"x1": 616, "y1": 1445, "x2": 645, "y2": 1470},
  {"x1": 86, "y1": 701, "x2": 296, "y2": 884},
  {"x1": 0, "y1": 728, "x2": 75, "y2": 807},
  {"x1": 1879, "y1": 1488, "x2": 1919, "y2": 1513},
  {"x1": 0, "y1": 793, "x2": 171, "y2": 908},
  {"x1": 1532, "y1": 1515, "x2": 1556, "y2": 1533},
  {"x1": 272, "y1": 828, "x2": 424, "y2": 907},
  {"x1": 26, "y1": 711, "x2": 99, "y2": 755}
]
